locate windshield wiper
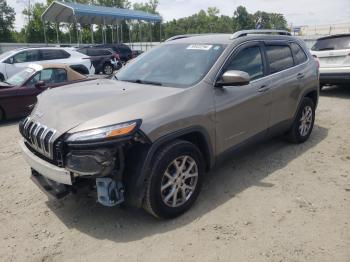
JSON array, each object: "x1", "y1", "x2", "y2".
[{"x1": 122, "y1": 79, "x2": 163, "y2": 86}]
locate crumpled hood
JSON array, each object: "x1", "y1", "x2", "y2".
[{"x1": 30, "y1": 79, "x2": 184, "y2": 137}]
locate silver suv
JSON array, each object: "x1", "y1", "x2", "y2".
[{"x1": 19, "y1": 30, "x2": 319, "y2": 219}]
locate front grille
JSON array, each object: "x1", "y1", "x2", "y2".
[{"x1": 19, "y1": 117, "x2": 57, "y2": 159}]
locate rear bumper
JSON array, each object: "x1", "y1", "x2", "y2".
[
  {"x1": 320, "y1": 72, "x2": 350, "y2": 84},
  {"x1": 20, "y1": 140, "x2": 72, "y2": 185}
]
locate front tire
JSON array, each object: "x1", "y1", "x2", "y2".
[
  {"x1": 143, "y1": 140, "x2": 204, "y2": 219},
  {"x1": 287, "y1": 97, "x2": 315, "y2": 144}
]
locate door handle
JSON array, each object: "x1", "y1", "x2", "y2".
[
  {"x1": 258, "y1": 85, "x2": 270, "y2": 93},
  {"x1": 297, "y1": 73, "x2": 305, "y2": 79}
]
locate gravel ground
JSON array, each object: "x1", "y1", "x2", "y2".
[{"x1": 0, "y1": 86, "x2": 349, "y2": 262}]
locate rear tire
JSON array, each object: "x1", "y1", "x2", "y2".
[
  {"x1": 0, "y1": 73, "x2": 4, "y2": 82},
  {"x1": 286, "y1": 97, "x2": 315, "y2": 144},
  {"x1": 103, "y1": 63, "x2": 114, "y2": 75},
  {"x1": 0, "y1": 108, "x2": 5, "y2": 122},
  {"x1": 143, "y1": 140, "x2": 204, "y2": 219}
]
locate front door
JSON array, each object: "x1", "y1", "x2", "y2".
[{"x1": 214, "y1": 42, "x2": 272, "y2": 154}]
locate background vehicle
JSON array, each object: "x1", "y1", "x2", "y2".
[
  {"x1": 131, "y1": 50, "x2": 144, "y2": 58},
  {"x1": 0, "y1": 47, "x2": 94, "y2": 81},
  {"x1": 77, "y1": 47, "x2": 122, "y2": 75},
  {"x1": 19, "y1": 30, "x2": 319, "y2": 219},
  {"x1": 94, "y1": 43, "x2": 133, "y2": 62},
  {"x1": 0, "y1": 64, "x2": 90, "y2": 121},
  {"x1": 311, "y1": 34, "x2": 350, "y2": 87}
]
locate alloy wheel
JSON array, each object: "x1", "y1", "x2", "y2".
[
  {"x1": 299, "y1": 105, "x2": 313, "y2": 136},
  {"x1": 160, "y1": 156, "x2": 198, "y2": 208}
]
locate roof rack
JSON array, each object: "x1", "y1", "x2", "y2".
[
  {"x1": 230, "y1": 29, "x2": 291, "y2": 39},
  {"x1": 165, "y1": 34, "x2": 204, "y2": 42}
]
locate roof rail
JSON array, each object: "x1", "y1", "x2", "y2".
[
  {"x1": 230, "y1": 29, "x2": 291, "y2": 39},
  {"x1": 165, "y1": 34, "x2": 203, "y2": 42}
]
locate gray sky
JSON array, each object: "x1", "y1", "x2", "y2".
[{"x1": 12, "y1": 0, "x2": 350, "y2": 30}]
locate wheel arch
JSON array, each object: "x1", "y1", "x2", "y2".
[{"x1": 126, "y1": 126, "x2": 214, "y2": 207}]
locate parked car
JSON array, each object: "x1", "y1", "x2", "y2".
[
  {"x1": 131, "y1": 50, "x2": 144, "y2": 58},
  {"x1": 19, "y1": 30, "x2": 319, "y2": 219},
  {"x1": 77, "y1": 47, "x2": 122, "y2": 74},
  {"x1": 311, "y1": 34, "x2": 350, "y2": 88},
  {"x1": 0, "y1": 47, "x2": 94, "y2": 81},
  {"x1": 0, "y1": 63, "x2": 90, "y2": 121},
  {"x1": 94, "y1": 43, "x2": 133, "y2": 62}
]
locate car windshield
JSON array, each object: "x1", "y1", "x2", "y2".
[
  {"x1": 0, "y1": 50, "x2": 15, "y2": 61},
  {"x1": 6, "y1": 67, "x2": 36, "y2": 86},
  {"x1": 311, "y1": 35, "x2": 350, "y2": 51},
  {"x1": 115, "y1": 43, "x2": 226, "y2": 87}
]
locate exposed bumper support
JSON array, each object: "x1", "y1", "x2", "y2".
[{"x1": 20, "y1": 140, "x2": 72, "y2": 185}]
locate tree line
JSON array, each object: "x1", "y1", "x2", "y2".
[{"x1": 0, "y1": 0, "x2": 288, "y2": 44}]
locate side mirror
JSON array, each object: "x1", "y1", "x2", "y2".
[
  {"x1": 216, "y1": 70, "x2": 250, "y2": 87},
  {"x1": 4, "y1": 57, "x2": 14, "y2": 64},
  {"x1": 35, "y1": 80, "x2": 46, "y2": 90}
]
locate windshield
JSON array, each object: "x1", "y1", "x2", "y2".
[
  {"x1": 6, "y1": 67, "x2": 36, "y2": 86},
  {"x1": 0, "y1": 50, "x2": 16, "y2": 61},
  {"x1": 311, "y1": 35, "x2": 350, "y2": 51},
  {"x1": 115, "y1": 43, "x2": 226, "y2": 87}
]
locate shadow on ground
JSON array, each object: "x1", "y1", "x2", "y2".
[
  {"x1": 0, "y1": 119, "x2": 20, "y2": 127},
  {"x1": 320, "y1": 84, "x2": 350, "y2": 99},
  {"x1": 46, "y1": 123, "x2": 328, "y2": 242}
]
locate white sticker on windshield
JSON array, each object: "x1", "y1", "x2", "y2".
[{"x1": 187, "y1": 44, "x2": 213, "y2": 51}]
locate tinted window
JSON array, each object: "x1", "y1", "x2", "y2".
[
  {"x1": 27, "y1": 68, "x2": 67, "y2": 85},
  {"x1": 41, "y1": 49, "x2": 70, "y2": 60},
  {"x1": 266, "y1": 45, "x2": 294, "y2": 74},
  {"x1": 291, "y1": 43, "x2": 307, "y2": 65},
  {"x1": 226, "y1": 46, "x2": 264, "y2": 81},
  {"x1": 311, "y1": 35, "x2": 350, "y2": 51},
  {"x1": 12, "y1": 50, "x2": 40, "y2": 63}
]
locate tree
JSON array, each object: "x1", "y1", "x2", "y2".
[
  {"x1": 233, "y1": 6, "x2": 255, "y2": 31},
  {"x1": 0, "y1": 0, "x2": 15, "y2": 42}
]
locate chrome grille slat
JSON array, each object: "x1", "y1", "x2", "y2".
[{"x1": 21, "y1": 117, "x2": 57, "y2": 159}]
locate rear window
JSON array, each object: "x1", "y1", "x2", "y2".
[
  {"x1": 311, "y1": 35, "x2": 350, "y2": 51},
  {"x1": 291, "y1": 43, "x2": 308, "y2": 65},
  {"x1": 266, "y1": 45, "x2": 294, "y2": 74}
]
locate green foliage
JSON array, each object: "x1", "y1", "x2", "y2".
[
  {"x1": 0, "y1": 0, "x2": 15, "y2": 42},
  {"x1": 4, "y1": 0, "x2": 288, "y2": 44}
]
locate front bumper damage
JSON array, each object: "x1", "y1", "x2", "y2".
[{"x1": 20, "y1": 135, "x2": 142, "y2": 206}]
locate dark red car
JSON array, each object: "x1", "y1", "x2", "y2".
[{"x1": 0, "y1": 64, "x2": 89, "y2": 121}]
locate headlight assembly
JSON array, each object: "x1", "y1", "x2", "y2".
[{"x1": 66, "y1": 120, "x2": 140, "y2": 142}]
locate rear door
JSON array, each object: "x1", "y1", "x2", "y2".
[
  {"x1": 214, "y1": 42, "x2": 271, "y2": 154},
  {"x1": 263, "y1": 42, "x2": 299, "y2": 127}
]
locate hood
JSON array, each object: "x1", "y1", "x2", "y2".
[
  {"x1": 0, "y1": 82, "x2": 13, "y2": 88},
  {"x1": 30, "y1": 79, "x2": 184, "y2": 137}
]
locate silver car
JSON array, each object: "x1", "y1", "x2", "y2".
[{"x1": 19, "y1": 30, "x2": 319, "y2": 219}]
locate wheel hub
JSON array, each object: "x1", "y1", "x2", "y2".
[{"x1": 160, "y1": 155, "x2": 198, "y2": 208}]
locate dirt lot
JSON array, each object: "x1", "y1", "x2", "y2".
[{"x1": 0, "y1": 86, "x2": 349, "y2": 262}]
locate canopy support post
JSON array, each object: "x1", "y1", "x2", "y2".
[
  {"x1": 74, "y1": 15, "x2": 79, "y2": 46},
  {"x1": 90, "y1": 24, "x2": 94, "y2": 44},
  {"x1": 121, "y1": 22, "x2": 123, "y2": 43},
  {"x1": 128, "y1": 21, "x2": 132, "y2": 49},
  {"x1": 42, "y1": 19, "x2": 47, "y2": 45},
  {"x1": 139, "y1": 21, "x2": 142, "y2": 51},
  {"x1": 111, "y1": 23, "x2": 114, "y2": 44},
  {"x1": 69, "y1": 24, "x2": 72, "y2": 44},
  {"x1": 149, "y1": 22, "x2": 152, "y2": 48},
  {"x1": 56, "y1": 23, "x2": 60, "y2": 44},
  {"x1": 159, "y1": 22, "x2": 162, "y2": 42}
]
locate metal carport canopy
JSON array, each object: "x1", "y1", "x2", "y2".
[{"x1": 42, "y1": 1, "x2": 162, "y2": 24}]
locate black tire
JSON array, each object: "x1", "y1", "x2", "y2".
[
  {"x1": 103, "y1": 63, "x2": 114, "y2": 75},
  {"x1": 143, "y1": 140, "x2": 204, "y2": 219},
  {"x1": 0, "y1": 73, "x2": 4, "y2": 82},
  {"x1": 286, "y1": 97, "x2": 315, "y2": 144},
  {"x1": 0, "y1": 107, "x2": 5, "y2": 122}
]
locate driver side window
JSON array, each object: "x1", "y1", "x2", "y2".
[{"x1": 226, "y1": 46, "x2": 264, "y2": 81}]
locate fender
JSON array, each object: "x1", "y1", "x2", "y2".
[{"x1": 128, "y1": 126, "x2": 215, "y2": 207}]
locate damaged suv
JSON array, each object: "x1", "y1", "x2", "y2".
[{"x1": 20, "y1": 30, "x2": 319, "y2": 219}]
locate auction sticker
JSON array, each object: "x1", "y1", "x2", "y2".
[{"x1": 187, "y1": 44, "x2": 213, "y2": 50}]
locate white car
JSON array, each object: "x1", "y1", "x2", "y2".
[
  {"x1": 0, "y1": 47, "x2": 94, "y2": 81},
  {"x1": 311, "y1": 34, "x2": 350, "y2": 88}
]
